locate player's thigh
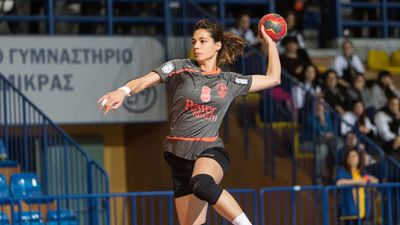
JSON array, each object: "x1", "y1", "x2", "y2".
[
  {"x1": 192, "y1": 157, "x2": 224, "y2": 183},
  {"x1": 175, "y1": 194, "x2": 208, "y2": 225}
]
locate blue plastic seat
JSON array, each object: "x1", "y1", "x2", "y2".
[
  {"x1": 13, "y1": 211, "x2": 44, "y2": 225},
  {"x1": 47, "y1": 210, "x2": 78, "y2": 225},
  {"x1": 10, "y1": 173, "x2": 52, "y2": 204},
  {"x1": 0, "y1": 212, "x2": 10, "y2": 225},
  {"x1": 0, "y1": 174, "x2": 10, "y2": 198}
]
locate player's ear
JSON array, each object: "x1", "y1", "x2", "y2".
[{"x1": 215, "y1": 41, "x2": 222, "y2": 51}]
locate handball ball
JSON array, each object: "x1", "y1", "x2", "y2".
[{"x1": 258, "y1": 13, "x2": 287, "y2": 42}]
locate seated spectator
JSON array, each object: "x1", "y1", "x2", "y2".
[
  {"x1": 339, "y1": 132, "x2": 377, "y2": 168},
  {"x1": 323, "y1": 69, "x2": 349, "y2": 116},
  {"x1": 374, "y1": 96, "x2": 400, "y2": 156},
  {"x1": 336, "y1": 149, "x2": 379, "y2": 225},
  {"x1": 278, "y1": 11, "x2": 306, "y2": 52},
  {"x1": 229, "y1": 13, "x2": 258, "y2": 46},
  {"x1": 370, "y1": 71, "x2": 400, "y2": 111},
  {"x1": 280, "y1": 36, "x2": 311, "y2": 80},
  {"x1": 341, "y1": 101, "x2": 377, "y2": 140},
  {"x1": 332, "y1": 40, "x2": 365, "y2": 87},
  {"x1": 346, "y1": 74, "x2": 374, "y2": 110},
  {"x1": 312, "y1": 98, "x2": 335, "y2": 184},
  {"x1": 293, "y1": 64, "x2": 322, "y2": 110}
]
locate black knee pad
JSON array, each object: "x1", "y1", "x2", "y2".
[{"x1": 189, "y1": 174, "x2": 223, "y2": 205}]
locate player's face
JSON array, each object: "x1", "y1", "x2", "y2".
[{"x1": 192, "y1": 29, "x2": 221, "y2": 64}]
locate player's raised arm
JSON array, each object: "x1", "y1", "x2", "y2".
[
  {"x1": 97, "y1": 71, "x2": 161, "y2": 115},
  {"x1": 248, "y1": 24, "x2": 281, "y2": 92}
]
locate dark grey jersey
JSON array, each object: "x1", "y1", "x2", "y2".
[{"x1": 153, "y1": 59, "x2": 252, "y2": 160}]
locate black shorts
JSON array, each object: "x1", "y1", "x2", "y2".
[{"x1": 164, "y1": 147, "x2": 230, "y2": 198}]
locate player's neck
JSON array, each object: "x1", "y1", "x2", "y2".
[{"x1": 198, "y1": 59, "x2": 218, "y2": 73}]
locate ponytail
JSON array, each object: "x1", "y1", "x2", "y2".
[{"x1": 218, "y1": 31, "x2": 246, "y2": 66}]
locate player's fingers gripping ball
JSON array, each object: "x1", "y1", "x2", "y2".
[{"x1": 258, "y1": 13, "x2": 288, "y2": 42}]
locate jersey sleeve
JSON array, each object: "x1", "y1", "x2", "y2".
[
  {"x1": 227, "y1": 72, "x2": 253, "y2": 98},
  {"x1": 152, "y1": 59, "x2": 184, "y2": 83}
]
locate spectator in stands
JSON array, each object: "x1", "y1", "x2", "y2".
[
  {"x1": 374, "y1": 96, "x2": 400, "y2": 156},
  {"x1": 338, "y1": 132, "x2": 377, "y2": 168},
  {"x1": 283, "y1": 11, "x2": 306, "y2": 49},
  {"x1": 312, "y1": 98, "x2": 335, "y2": 184},
  {"x1": 370, "y1": 71, "x2": 400, "y2": 111},
  {"x1": 341, "y1": 101, "x2": 377, "y2": 140},
  {"x1": 346, "y1": 74, "x2": 373, "y2": 110},
  {"x1": 293, "y1": 64, "x2": 322, "y2": 111},
  {"x1": 332, "y1": 40, "x2": 365, "y2": 87},
  {"x1": 280, "y1": 36, "x2": 311, "y2": 81},
  {"x1": 229, "y1": 13, "x2": 258, "y2": 47},
  {"x1": 336, "y1": 148, "x2": 379, "y2": 225},
  {"x1": 323, "y1": 69, "x2": 349, "y2": 116},
  {"x1": 276, "y1": 0, "x2": 307, "y2": 32}
]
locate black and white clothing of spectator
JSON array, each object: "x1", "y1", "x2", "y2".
[
  {"x1": 374, "y1": 97, "x2": 400, "y2": 154},
  {"x1": 332, "y1": 40, "x2": 365, "y2": 85},
  {"x1": 341, "y1": 101, "x2": 377, "y2": 137},
  {"x1": 229, "y1": 14, "x2": 258, "y2": 46},
  {"x1": 371, "y1": 71, "x2": 400, "y2": 110}
]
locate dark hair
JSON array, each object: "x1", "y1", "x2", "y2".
[
  {"x1": 193, "y1": 19, "x2": 245, "y2": 66},
  {"x1": 281, "y1": 36, "x2": 299, "y2": 47},
  {"x1": 343, "y1": 148, "x2": 365, "y2": 173},
  {"x1": 301, "y1": 64, "x2": 320, "y2": 83},
  {"x1": 323, "y1": 69, "x2": 338, "y2": 84},
  {"x1": 377, "y1": 70, "x2": 392, "y2": 87}
]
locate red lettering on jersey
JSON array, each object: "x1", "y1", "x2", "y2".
[
  {"x1": 217, "y1": 82, "x2": 228, "y2": 99},
  {"x1": 185, "y1": 99, "x2": 218, "y2": 122},
  {"x1": 201, "y1": 86, "x2": 211, "y2": 103}
]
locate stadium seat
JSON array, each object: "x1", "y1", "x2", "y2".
[
  {"x1": 10, "y1": 173, "x2": 42, "y2": 199},
  {"x1": 368, "y1": 50, "x2": 390, "y2": 70},
  {"x1": 368, "y1": 50, "x2": 400, "y2": 74},
  {"x1": 0, "y1": 174, "x2": 10, "y2": 198},
  {"x1": 47, "y1": 210, "x2": 78, "y2": 225},
  {"x1": 391, "y1": 50, "x2": 400, "y2": 66},
  {"x1": 13, "y1": 212, "x2": 44, "y2": 225},
  {"x1": 0, "y1": 212, "x2": 10, "y2": 225}
]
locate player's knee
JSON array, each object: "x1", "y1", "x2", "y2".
[{"x1": 189, "y1": 174, "x2": 223, "y2": 205}]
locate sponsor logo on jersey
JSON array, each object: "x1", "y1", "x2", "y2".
[
  {"x1": 216, "y1": 82, "x2": 228, "y2": 98},
  {"x1": 235, "y1": 77, "x2": 248, "y2": 85},
  {"x1": 200, "y1": 86, "x2": 211, "y2": 103},
  {"x1": 185, "y1": 99, "x2": 218, "y2": 122},
  {"x1": 161, "y1": 63, "x2": 174, "y2": 74}
]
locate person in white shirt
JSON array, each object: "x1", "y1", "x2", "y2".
[
  {"x1": 229, "y1": 13, "x2": 258, "y2": 46},
  {"x1": 332, "y1": 40, "x2": 365, "y2": 87},
  {"x1": 293, "y1": 64, "x2": 322, "y2": 110},
  {"x1": 341, "y1": 100, "x2": 377, "y2": 137}
]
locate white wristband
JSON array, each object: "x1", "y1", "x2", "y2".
[{"x1": 118, "y1": 86, "x2": 131, "y2": 97}]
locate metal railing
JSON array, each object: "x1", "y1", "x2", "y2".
[
  {"x1": 260, "y1": 183, "x2": 400, "y2": 225},
  {"x1": 336, "y1": 0, "x2": 400, "y2": 38},
  {"x1": 0, "y1": 74, "x2": 109, "y2": 196},
  {"x1": 0, "y1": 184, "x2": 398, "y2": 224},
  {"x1": 0, "y1": 188, "x2": 256, "y2": 225}
]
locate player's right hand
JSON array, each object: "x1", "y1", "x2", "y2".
[{"x1": 97, "y1": 89, "x2": 126, "y2": 115}]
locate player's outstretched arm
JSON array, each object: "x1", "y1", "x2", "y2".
[
  {"x1": 249, "y1": 25, "x2": 281, "y2": 92},
  {"x1": 98, "y1": 72, "x2": 161, "y2": 115}
]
